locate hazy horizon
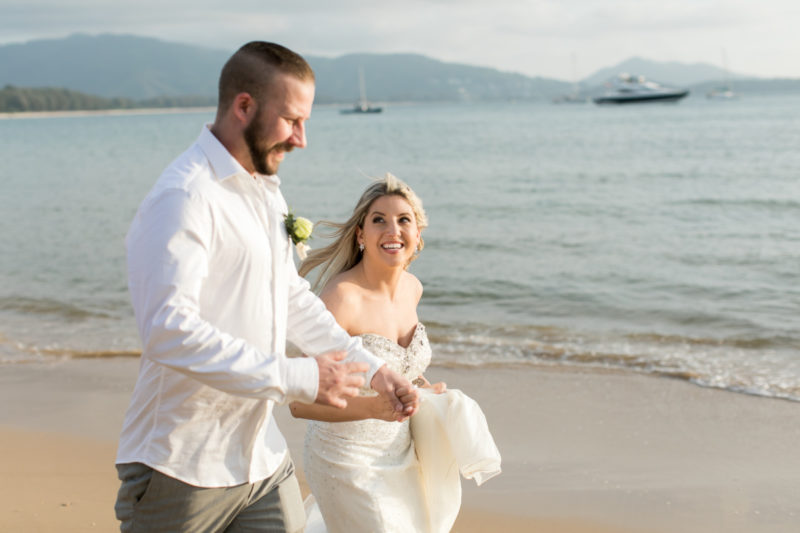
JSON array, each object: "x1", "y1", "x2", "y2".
[{"x1": 1, "y1": 1, "x2": 798, "y2": 81}]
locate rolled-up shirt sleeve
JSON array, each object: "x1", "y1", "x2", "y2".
[{"x1": 127, "y1": 186, "x2": 318, "y2": 404}]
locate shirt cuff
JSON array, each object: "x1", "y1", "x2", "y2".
[
  {"x1": 353, "y1": 346, "x2": 385, "y2": 387},
  {"x1": 284, "y1": 356, "x2": 319, "y2": 404}
]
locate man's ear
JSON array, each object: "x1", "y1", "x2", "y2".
[{"x1": 231, "y1": 92, "x2": 257, "y2": 125}]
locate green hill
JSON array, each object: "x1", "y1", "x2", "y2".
[
  {"x1": 0, "y1": 34, "x2": 226, "y2": 100},
  {"x1": 0, "y1": 85, "x2": 215, "y2": 112},
  {"x1": 0, "y1": 85, "x2": 128, "y2": 112},
  {"x1": 0, "y1": 34, "x2": 570, "y2": 104},
  {"x1": 3, "y1": 33, "x2": 795, "y2": 111}
]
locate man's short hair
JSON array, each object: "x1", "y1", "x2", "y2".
[{"x1": 217, "y1": 42, "x2": 315, "y2": 113}]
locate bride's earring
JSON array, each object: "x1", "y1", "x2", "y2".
[{"x1": 359, "y1": 242, "x2": 364, "y2": 252}]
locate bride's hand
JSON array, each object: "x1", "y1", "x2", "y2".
[
  {"x1": 370, "y1": 365, "x2": 419, "y2": 419},
  {"x1": 369, "y1": 394, "x2": 406, "y2": 422},
  {"x1": 416, "y1": 375, "x2": 447, "y2": 394}
]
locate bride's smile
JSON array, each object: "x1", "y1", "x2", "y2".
[{"x1": 358, "y1": 195, "x2": 421, "y2": 267}]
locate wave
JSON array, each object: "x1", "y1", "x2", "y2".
[
  {"x1": 59, "y1": 348, "x2": 141, "y2": 359},
  {"x1": 0, "y1": 343, "x2": 141, "y2": 363},
  {"x1": 0, "y1": 295, "x2": 112, "y2": 320},
  {"x1": 3, "y1": 316, "x2": 797, "y2": 402},
  {"x1": 425, "y1": 321, "x2": 800, "y2": 402},
  {"x1": 423, "y1": 279, "x2": 532, "y2": 303},
  {"x1": 674, "y1": 198, "x2": 800, "y2": 210}
]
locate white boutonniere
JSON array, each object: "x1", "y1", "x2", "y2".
[{"x1": 284, "y1": 211, "x2": 313, "y2": 260}]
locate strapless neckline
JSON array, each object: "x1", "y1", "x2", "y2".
[{"x1": 359, "y1": 322, "x2": 423, "y2": 350}]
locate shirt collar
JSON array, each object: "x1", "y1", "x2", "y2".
[{"x1": 196, "y1": 125, "x2": 282, "y2": 190}]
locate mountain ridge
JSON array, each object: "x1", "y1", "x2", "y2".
[
  {"x1": 0, "y1": 34, "x2": 795, "y2": 104},
  {"x1": 581, "y1": 56, "x2": 745, "y2": 87}
]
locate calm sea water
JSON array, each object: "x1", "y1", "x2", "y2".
[{"x1": 2, "y1": 95, "x2": 799, "y2": 401}]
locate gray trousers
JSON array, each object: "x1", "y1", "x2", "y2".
[{"x1": 115, "y1": 453, "x2": 305, "y2": 533}]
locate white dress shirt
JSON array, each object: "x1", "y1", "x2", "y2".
[{"x1": 117, "y1": 125, "x2": 384, "y2": 487}]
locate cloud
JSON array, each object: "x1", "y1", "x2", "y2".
[{"x1": 0, "y1": 0, "x2": 797, "y2": 79}]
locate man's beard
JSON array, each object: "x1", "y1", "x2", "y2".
[{"x1": 244, "y1": 119, "x2": 292, "y2": 175}]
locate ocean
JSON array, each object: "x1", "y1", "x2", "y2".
[{"x1": 1, "y1": 94, "x2": 799, "y2": 401}]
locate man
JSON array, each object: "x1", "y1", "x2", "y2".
[{"x1": 115, "y1": 42, "x2": 419, "y2": 532}]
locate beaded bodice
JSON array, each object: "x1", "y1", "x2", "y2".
[
  {"x1": 358, "y1": 323, "x2": 431, "y2": 391},
  {"x1": 306, "y1": 323, "x2": 431, "y2": 446}
]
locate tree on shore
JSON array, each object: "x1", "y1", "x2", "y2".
[{"x1": 0, "y1": 85, "x2": 214, "y2": 112}]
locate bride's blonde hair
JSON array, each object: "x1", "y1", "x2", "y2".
[{"x1": 299, "y1": 173, "x2": 427, "y2": 291}]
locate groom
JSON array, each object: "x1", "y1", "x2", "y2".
[{"x1": 115, "y1": 42, "x2": 419, "y2": 532}]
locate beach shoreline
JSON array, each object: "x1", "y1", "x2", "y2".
[
  {"x1": 0, "y1": 106, "x2": 216, "y2": 120},
  {"x1": 1, "y1": 357, "x2": 798, "y2": 532},
  {"x1": 0, "y1": 102, "x2": 404, "y2": 121}
]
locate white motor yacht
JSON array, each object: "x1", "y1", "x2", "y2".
[{"x1": 593, "y1": 74, "x2": 689, "y2": 105}]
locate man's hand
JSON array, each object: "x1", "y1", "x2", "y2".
[
  {"x1": 370, "y1": 365, "x2": 420, "y2": 422},
  {"x1": 314, "y1": 351, "x2": 369, "y2": 408}
]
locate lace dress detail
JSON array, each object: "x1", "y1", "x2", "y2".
[
  {"x1": 303, "y1": 324, "x2": 432, "y2": 533},
  {"x1": 360, "y1": 323, "x2": 431, "y2": 382}
]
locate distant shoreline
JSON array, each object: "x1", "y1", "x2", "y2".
[
  {"x1": 0, "y1": 103, "x2": 396, "y2": 120},
  {"x1": 0, "y1": 102, "x2": 432, "y2": 121},
  {"x1": 0, "y1": 106, "x2": 217, "y2": 120}
]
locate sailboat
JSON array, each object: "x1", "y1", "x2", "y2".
[
  {"x1": 707, "y1": 49, "x2": 738, "y2": 100},
  {"x1": 553, "y1": 53, "x2": 588, "y2": 104},
  {"x1": 340, "y1": 67, "x2": 383, "y2": 114}
]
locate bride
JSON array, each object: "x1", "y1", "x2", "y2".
[
  {"x1": 291, "y1": 174, "x2": 500, "y2": 532},
  {"x1": 290, "y1": 174, "x2": 445, "y2": 532}
]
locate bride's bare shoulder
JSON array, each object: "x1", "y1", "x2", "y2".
[
  {"x1": 319, "y1": 271, "x2": 364, "y2": 328},
  {"x1": 402, "y1": 271, "x2": 423, "y2": 302}
]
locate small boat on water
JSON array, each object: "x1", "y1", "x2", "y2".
[
  {"x1": 593, "y1": 73, "x2": 689, "y2": 105},
  {"x1": 706, "y1": 49, "x2": 738, "y2": 100},
  {"x1": 552, "y1": 91, "x2": 588, "y2": 104},
  {"x1": 706, "y1": 86, "x2": 737, "y2": 100},
  {"x1": 553, "y1": 53, "x2": 588, "y2": 104},
  {"x1": 340, "y1": 67, "x2": 382, "y2": 115},
  {"x1": 340, "y1": 102, "x2": 382, "y2": 114}
]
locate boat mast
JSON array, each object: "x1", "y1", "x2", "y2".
[
  {"x1": 721, "y1": 48, "x2": 732, "y2": 91},
  {"x1": 358, "y1": 67, "x2": 368, "y2": 109},
  {"x1": 570, "y1": 52, "x2": 578, "y2": 97}
]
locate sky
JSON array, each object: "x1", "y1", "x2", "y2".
[{"x1": 2, "y1": 0, "x2": 799, "y2": 81}]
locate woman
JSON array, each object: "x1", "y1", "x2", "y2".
[{"x1": 290, "y1": 174, "x2": 446, "y2": 532}]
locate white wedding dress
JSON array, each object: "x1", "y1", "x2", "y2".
[{"x1": 303, "y1": 323, "x2": 501, "y2": 533}]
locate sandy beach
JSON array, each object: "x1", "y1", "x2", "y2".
[{"x1": 1, "y1": 357, "x2": 798, "y2": 533}]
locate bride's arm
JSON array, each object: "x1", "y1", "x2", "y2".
[
  {"x1": 289, "y1": 281, "x2": 410, "y2": 423},
  {"x1": 289, "y1": 394, "x2": 399, "y2": 422}
]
